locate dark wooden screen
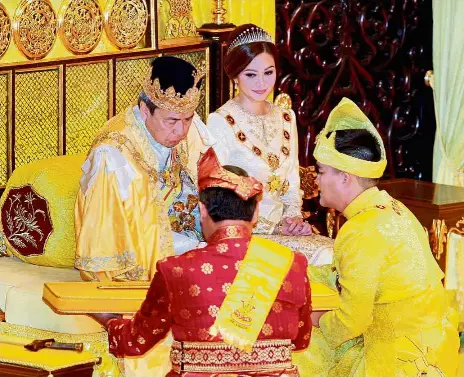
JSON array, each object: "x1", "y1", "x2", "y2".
[{"x1": 276, "y1": 0, "x2": 435, "y2": 180}]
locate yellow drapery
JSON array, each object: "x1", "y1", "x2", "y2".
[
  {"x1": 432, "y1": 0, "x2": 464, "y2": 187},
  {"x1": 192, "y1": 0, "x2": 275, "y2": 37}
]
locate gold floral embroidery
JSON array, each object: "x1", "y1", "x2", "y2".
[
  {"x1": 272, "y1": 302, "x2": 282, "y2": 313},
  {"x1": 198, "y1": 328, "x2": 210, "y2": 340},
  {"x1": 152, "y1": 328, "x2": 164, "y2": 335},
  {"x1": 180, "y1": 309, "x2": 191, "y2": 320},
  {"x1": 226, "y1": 226, "x2": 239, "y2": 237},
  {"x1": 172, "y1": 266, "x2": 183, "y2": 277},
  {"x1": 208, "y1": 225, "x2": 250, "y2": 243},
  {"x1": 201, "y1": 263, "x2": 213, "y2": 274},
  {"x1": 206, "y1": 287, "x2": 213, "y2": 292},
  {"x1": 235, "y1": 260, "x2": 242, "y2": 271},
  {"x1": 216, "y1": 243, "x2": 228, "y2": 253},
  {"x1": 283, "y1": 281, "x2": 293, "y2": 293},
  {"x1": 288, "y1": 323, "x2": 296, "y2": 333},
  {"x1": 261, "y1": 323, "x2": 273, "y2": 336},
  {"x1": 303, "y1": 332, "x2": 310, "y2": 340},
  {"x1": 189, "y1": 284, "x2": 201, "y2": 297},
  {"x1": 222, "y1": 282, "x2": 231, "y2": 293},
  {"x1": 208, "y1": 305, "x2": 219, "y2": 318},
  {"x1": 299, "y1": 321, "x2": 304, "y2": 328},
  {"x1": 223, "y1": 265, "x2": 229, "y2": 270},
  {"x1": 137, "y1": 335, "x2": 146, "y2": 345}
]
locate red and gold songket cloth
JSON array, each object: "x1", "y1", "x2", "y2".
[{"x1": 107, "y1": 225, "x2": 312, "y2": 376}]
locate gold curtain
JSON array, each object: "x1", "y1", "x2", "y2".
[
  {"x1": 432, "y1": 0, "x2": 464, "y2": 187},
  {"x1": 192, "y1": 0, "x2": 275, "y2": 37}
]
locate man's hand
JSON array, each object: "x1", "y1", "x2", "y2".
[
  {"x1": 310, "y1": 310, "x2": 328, "y2": 327},
  {"x1": 87, "y1": 313, "x2": 122, "y2": 329},
  {"x1": 281, "y1": 217, "x2": 313, "y2": 236}
]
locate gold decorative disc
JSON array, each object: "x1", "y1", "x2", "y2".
[
  {"x1": 13, "y1": 0, "x2": 57, "y2": 60},
  {"x1": 104, "y1": 0, "x2": 148, "y2": 49},
  {"x1": 0, "y1": 4, "x2": 11, "y2": 59},
  {"x1": 59, "y1": 0, "x2": 103, "y2": 54}
]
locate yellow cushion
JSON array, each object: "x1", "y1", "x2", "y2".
[
  {"x1": 42, "y1": 281, "x2": 339, "y2": 314},
  {"x1": 0, "y1": 154, "x2": 85, "y2": 267},
  {"x1": 0, "y1": 334, "x2": 100, "y2": 372}
]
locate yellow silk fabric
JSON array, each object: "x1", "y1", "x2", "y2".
[
  {"x1": 318, "y1": 187, "x2": 459, "y2": 376},
  {"x1": 314, "y1": 98, "x2": 387, "y2": 178},
  {"x1": 210, "y1": 236, "x2": 293, "y2": 352},
  {"x1": 192, "y1": 0, "x2": 275, "y2": 36},
  {"x1": 75, "y1": 107, "x2": 175, "y2": 281}
]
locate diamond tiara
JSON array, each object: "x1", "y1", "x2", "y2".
[{"x1": 227, "y1": 27, "x2": 273, "y2": 54}]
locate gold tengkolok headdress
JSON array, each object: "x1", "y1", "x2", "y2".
[
  {"x1": 227, "y1": 26, "x2": 273, "y2": 54},
  {"x1": 313, "y1": 98, "x2": 387, "y2": 178},
  {"x1": 142, "y1": 64, "x2": 206, "y2": 113}
]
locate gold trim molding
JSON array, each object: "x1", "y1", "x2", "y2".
[
  {"x1": 0, "y1": 4, "x2": 11, "y2": 59},
  {"x1": 104, "y1": 0, "x2": 148, "y2": 50},
  {"x1": 12, "y1": 0, "x2": 57, "y2": 60},
  {"x1": 58, "y1": 0, "x2": 103, "y2": 55}
]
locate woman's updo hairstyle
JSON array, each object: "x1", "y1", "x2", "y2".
[{"x1": 224, "y1": 23, "x2": 278, "y2": 80}]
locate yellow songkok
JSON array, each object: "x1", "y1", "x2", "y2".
[{"x1": 314, "y1": 97, "x2": 387, "y2": 178}]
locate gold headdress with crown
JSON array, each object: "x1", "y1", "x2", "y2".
[
  {"x1": 142, "y1": 63, "x2": 206, "y2": 113},
  {"x1": 313, "y1": 98, "x2": 387, "y2": 178},
  {"x1": 227, "y1": 26, "x2": 273, "y2": 54}
]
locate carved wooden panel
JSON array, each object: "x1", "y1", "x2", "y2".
[{"x1": 276, "y1": 0, "x2": 434, "y2": 181}]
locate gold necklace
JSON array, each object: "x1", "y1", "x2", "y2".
[{"x1": 223, "y1": 105, "x2": 293, "y2": 195}]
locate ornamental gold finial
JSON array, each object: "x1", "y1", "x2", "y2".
[{"x1": 212, "y1": 0, "x2": 227, "y2": 25}]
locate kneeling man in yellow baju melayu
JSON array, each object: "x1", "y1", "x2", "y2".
[{"x1": 309, "y1": 98, "x2": 459, "y2": 376}]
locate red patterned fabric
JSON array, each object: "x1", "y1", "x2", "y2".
[
  {"x1": 108, "y1": 225, "x2": 312, "y2": 374},
  {"x1": 1, "y1": 185, "x2": 53, "y2": 257},
  {"x1": 198, "y1": 148, "x2": 263, "y2": 200}
]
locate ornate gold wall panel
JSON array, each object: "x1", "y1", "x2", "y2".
[
  {"x1": 14, "y1": 69, "x2": 60, "y2": 169},
  {"x1": 59, "y1": 0, "x2": 103, "y2": 54},
  {"x1": 12, "y1": 0, "x2": 58, "y2": 60},
  {"x1": 0, "y1": 4, "x2": 12, "y2": 59},
  {"x1": 105, "y1": 0, "x2": 149, "y2": 49},
  {"x1": 115, "y1": 56, "x2": 153, "y2": 114},
  {"x1": 65, "y1": 62, "x2": 109, "y2": 155},
  {"x1": 0, "y1": 74, "x2": 9, "y2": 187},
  {"x1": 157, "y1": 0, "x2": 200, "y2": 47},
  {"x1": 167, "y1": 50, "x2": 208, "y2": 121},
  {"x1": 0, "y1": 0, "x2": 153, "y2": 65}
]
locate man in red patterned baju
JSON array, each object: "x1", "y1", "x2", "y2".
[{"x1": 91, "y1": 148, "x2": 312, "y2": 376}]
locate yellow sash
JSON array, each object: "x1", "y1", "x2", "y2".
[{"x1": 209, "y1": 236, "x2": 294, "y2": 352}]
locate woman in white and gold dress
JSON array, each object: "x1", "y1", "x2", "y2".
[{"x1": 207, "y1": 24, "x2": 333, "y2": 266}]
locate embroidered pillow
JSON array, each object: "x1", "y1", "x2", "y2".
[{"x1": 0, "y1": 154, "x2": 86, "y2": 267}]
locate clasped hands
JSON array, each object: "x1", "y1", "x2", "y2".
[{"x1": 280, "y1": 217, "x2": 313, "y2": 236}]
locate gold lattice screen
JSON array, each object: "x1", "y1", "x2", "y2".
[
  {"x1": 0, "y1": 47, "x2": 209, "y2": 188},
  {"x1": 66, "y1": 62, "x2": 110, "y2": 155}
]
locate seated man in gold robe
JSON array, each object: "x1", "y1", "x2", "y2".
[
  {"x1": 75, "y1": 56, "x2": 212, "y2": 282},
  {"x1": 308, "y1": 97, "x2": 459, "y2": 376}
]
